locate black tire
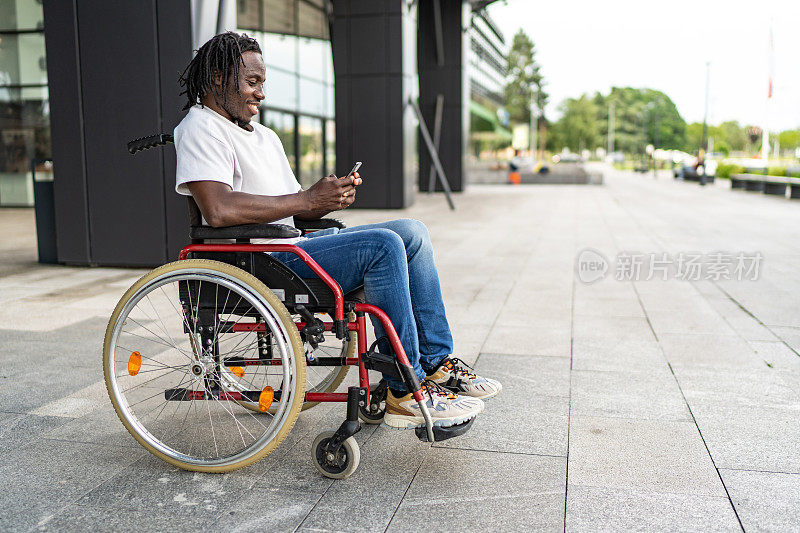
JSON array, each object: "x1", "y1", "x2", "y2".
[{"x1": 312, "y1": 430, "x2": 360, "y2": 479}]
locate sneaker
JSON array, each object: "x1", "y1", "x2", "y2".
[
  {"x1": 426, "y1": 357, "x2": 502, "y2": 400},
  {"x1": 383, "y1": 380, "x2": 484, "y2": 430}
]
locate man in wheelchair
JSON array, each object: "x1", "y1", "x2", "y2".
[{"x1": 174, "y1": 32, "x2": 501, "y2": 431}]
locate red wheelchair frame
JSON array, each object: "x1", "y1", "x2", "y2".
[{"x1": 178, "y1": 242, "x2": 433, "y2": 436}]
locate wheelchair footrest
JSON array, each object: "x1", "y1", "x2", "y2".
[
  {"x1": 362, "y1": 350, "x2": 402, "y2": 380},
  {"x1": 414, "y1": 416, "x2": 475, "y2": 442}
]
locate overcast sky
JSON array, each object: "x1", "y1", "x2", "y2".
[{"x1": 488, "y1": 0, "x2": 800, "y2": 132}]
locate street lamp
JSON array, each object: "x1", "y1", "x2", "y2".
[{"x1": 529, "y1": 88, "x2": 538, "y2": 160}]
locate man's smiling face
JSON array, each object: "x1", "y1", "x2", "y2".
[{"x1": 217, "y1": 50, "x2": 266, "y2": 128}]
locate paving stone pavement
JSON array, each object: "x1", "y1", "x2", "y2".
[{"x1": 1, "y1": 167, "x2": 798, "y2": 532}]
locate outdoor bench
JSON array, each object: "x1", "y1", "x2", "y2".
[{"x1": 730, "y1": 174, "x2": 800, "y2": 198}]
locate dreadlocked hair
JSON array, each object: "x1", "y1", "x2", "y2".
[{"x1": 178, "y1": 31, "x2": 261, "y2": 111}]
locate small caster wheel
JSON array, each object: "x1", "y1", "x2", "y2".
[
  {"x1": 312, "y1": 430, "x2": 360, "y2": 479},
  {"x1": 358, "y1": 380, "x2": 387, "y2": 424}
]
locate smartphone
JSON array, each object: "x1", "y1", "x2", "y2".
[{"x1": 347, "y1": 161, "x2": 362, "y2": 178}]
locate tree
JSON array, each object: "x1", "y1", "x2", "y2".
[
  {"x1": 550, "y1": 95, "x2": 601, "y2": 152},
  {"x1": 777, "y1": 129, "x2": 800, "y2": 151},
  {"x1": 593, "y1": 88, "x2": 686, "y2": 155},
  {"x1": 718, "y1": 121, "x2": 746, "y2": 152},
  {"x1": 503, "y1": 30, "x2": 549, "y2": 127}
]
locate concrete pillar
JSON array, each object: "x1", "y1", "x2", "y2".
[
  {"x1": 43, "y1": 0, "x2": 192, "y2": 266},
  {"x1": 417, "y1": 0, "x2": 468, "y2": 192},
  {"x1": 331, "y1": 0, "x2": 418, "y2": 208}
]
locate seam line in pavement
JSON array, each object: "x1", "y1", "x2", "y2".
[
  {"x1": 430, "y1": 445, "x2": 566, "y2": 458},
  {"x1": 383, "y1": 453, "x2": 425, "y2": 533},
  {"x1": 718, "y1": 467, "x2": 800, "y2": 476},
  {"x1": 294, "y1": 421, "x2": 382, "y2": 531},
  {"x1": 664, "y1": 361, "x2": 747, "y2": 532},
  {"x1": 473, "y1": 203, "x2": 549, "y2": 368},
  {"x1": 563, "y1": 247, "x2": 577, "y2": 532},
  {"x1": 712, "y1": 282, "x2": 800, "y2": 358},
  {"x1": 607, "y1": 185, "x2": 748, "y2": 531},
  {"x1": 631, "y1": 283, "x2": 747, "y2": 532}
]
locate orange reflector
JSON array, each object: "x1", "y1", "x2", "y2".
[
  {"x1": 258, "y1": 386, "x2": 274, "y2": 412},
  {"x1": 230, "y1": 366, "x2": 245, "y2": 378},
  {"x1": 128, "y1": 351, "x2": 142, "y2": 376}
]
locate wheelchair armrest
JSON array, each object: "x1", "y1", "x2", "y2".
[
  {"x1": 189, "y1": 223, "x2": 302, "y2": 240},
  {"x1": 293, "y1": 217, "x2": 346, "y2": 232}
]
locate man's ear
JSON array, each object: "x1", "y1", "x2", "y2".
[{"x1": 212, "y1": 70, "x2": 224, "y2": 87}]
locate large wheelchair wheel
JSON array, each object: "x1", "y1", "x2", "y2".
[{"x1": 103, "y1": 259, "x2": 306, "y2": 473}]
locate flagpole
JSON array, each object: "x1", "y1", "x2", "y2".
[{"x1": 761, "y1": 23, "x2": 773, "y2": 163}]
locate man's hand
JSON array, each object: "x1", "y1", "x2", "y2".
[{"x1": 301, "y1": 172, "x2": 361, "y2": 213}]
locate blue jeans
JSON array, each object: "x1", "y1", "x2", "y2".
[{"x1": 271, "y1": 218, "x2": 453, "y2": 391}]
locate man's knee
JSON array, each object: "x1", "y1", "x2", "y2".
[
  {"x1": 393, "y1": 218, "x2": 431, "y2": 251},
  {"x1": 363, "y1": 228, "x2": 406, "y2": 261}
]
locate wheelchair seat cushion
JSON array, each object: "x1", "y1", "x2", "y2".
[{"x1": 189, "y1": 223, "x2": 301, "y2": 240}]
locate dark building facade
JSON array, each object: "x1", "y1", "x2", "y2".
[{"x1": 22, "y1": 0, "x2": 501, "y2": 266}]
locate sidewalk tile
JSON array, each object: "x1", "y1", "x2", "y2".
[
  {"x1": 432, "y1": 354, "x2": 569, "y2": 456},
  {"x1": 568, "y1": 417, "x2": 725, "y2": 496},
  {"x1": 0, "y1": 439, "x2": 143, "y2": 531},
  {"x1": 570, "y1": 370, "x2": 691, "y2": 421},
  {"x1": 659, "y1": 333, "x2": 768, "y2": 370},
  {"x1": 566, "y1": 486, "x2": 740, "y2": 532},
  {"x1": 482, "y1": 325, "x2": 571, "y2": 357},
  {"x1": 572, "y1": 315, "x2": 655, "y2": 342},
  {"x1": 388, "y1": 449, "x2": 565, "y2": 532},
  {"x1": 32, "y1": 504, "x2": 220, "y2": 533},
  {"x1": 720, "y1": 469, "x2": 800, "y2": 531},
  {"x1": 571, "y1": 338, "x2": 667, "y2": 373}
]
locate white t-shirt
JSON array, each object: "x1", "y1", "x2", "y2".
[{"x1": 174, "y1": 105, "x2": 303, "y2": 244}]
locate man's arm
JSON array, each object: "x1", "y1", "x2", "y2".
[{"x1": 188, "y1": 173, "x2": 360, "y2": 227}]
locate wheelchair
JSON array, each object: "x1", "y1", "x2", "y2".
[{"x1": 102, "y1": 134, "x2": 473, "y2": 479}]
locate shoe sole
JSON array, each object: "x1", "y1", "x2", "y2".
[
  {"x1": 442, "y1": 385, "x2": 502, "y2": 401},
  {"x1": 382, "y1": 411, "x2": 478, "y2": 430}
]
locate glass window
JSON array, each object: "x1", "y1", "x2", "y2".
[
  {"x1": 261, "y1": 32, "x2": 296, "y2": 73},
  {"x1": 262, "y1": 109, "x2": 296, "y2": 176},
  {"x1": 262, "y1": 0, "x2": 296, "y2": 35},
  {"x1": 0, "y1": 33, "x2": 48, "y2": 86},
  {"x1": 0, "y1": 91, "x2": 50, "y2": 206},
  {"x1": 0, "y1": 1, "x2": 49, "y2": 207},
  {"x1": 298, "y1": 2, "x2": 328, "y2": 40},
  {"x1": 322, "y1": 42, "x2": 333, "y2": 84},
  {"x1": 297, "y1": 37, "x2": 325, "y2": 82},
  {"x1": 0, "y1": 0, "x2": 44, "y2": 32},
  {"x1": 325, "y1": 119, "x2": 335, "y2": 176},
  {"x1": 298, "y1": 77, "x2": 324, "y2": 116},
  {"x1": 264, "y1": 67, "x2": 297, "y2": 111},
  {"x1": 298, "y1": 116, "x2": 322, "y2": 188}
]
